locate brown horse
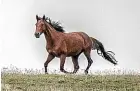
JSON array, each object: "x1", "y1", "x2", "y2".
[{"x1": 34, "y1": 15, "x2": 117, "y2": 74}]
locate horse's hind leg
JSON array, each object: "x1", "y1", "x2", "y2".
[
  {"x1": 60, "y1": 54, "x2": 69, "y2": 73},
  {"x1": 71, "y1": 55, "x2": 79, "y2": 74},
  {"x1": 84, "y1": 50, "x2": 93, "y2": 74}
]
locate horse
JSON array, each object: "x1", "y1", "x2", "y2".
[{"x1": 34, "y1": 15, "x2": 117, "y2": 74}]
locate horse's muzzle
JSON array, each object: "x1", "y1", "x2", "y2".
[{"x1": 34, "y1": 33, "x2": 40, "y2": 38}]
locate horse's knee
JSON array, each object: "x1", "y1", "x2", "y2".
[{"x1": 89, "y1": 59, "x2": 93, "y2": 64}]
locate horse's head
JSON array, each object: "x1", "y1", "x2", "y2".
[{"x1": 35, "y1": 15, "x2": 47, "y2": 38}]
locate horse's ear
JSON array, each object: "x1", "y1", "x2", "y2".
[
  {"x1": 36, "y1": 15, "x2": 39, "y2": 21},
  {"x1": 43, "y1": 15, "x2": 45, "y2": 20}
]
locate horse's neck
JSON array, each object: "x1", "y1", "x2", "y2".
[
  {"x1": 44, "y1": 32, "x2": 53, "y2": 47},
  {"x1": 44, "y1": 22, "x2": 57, "y2": 48}
]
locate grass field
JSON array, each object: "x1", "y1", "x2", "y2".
[{"x1": 1, "y1": 67, "x2": 140, "y2": 91}]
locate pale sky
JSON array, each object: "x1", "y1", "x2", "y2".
[{"x1": 0, "y1": 0, "x2": 140, "y2": 72}]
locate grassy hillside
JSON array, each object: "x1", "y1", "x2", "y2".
[{"x1": 2, "y1": 72, "x2": 140, "y2": 91}]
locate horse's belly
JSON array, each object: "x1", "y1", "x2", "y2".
[{"x1": 66, "y1": 49, "x2": 82, "y2": 56}]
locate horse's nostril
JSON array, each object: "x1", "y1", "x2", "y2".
[{"x1": 35, "y1": 33, "x2": 40, "y2": 38}]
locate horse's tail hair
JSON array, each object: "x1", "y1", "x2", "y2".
[{"x1": 90, "y1": 37, "x2": 118, "y2": 65}]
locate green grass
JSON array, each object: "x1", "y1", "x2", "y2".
[
  {"x1": 1, "y1": 66, "x2": 140, "y2": 91},
  {"x1": 2, "y1": 73, "x2": 140, "y2": 91}
]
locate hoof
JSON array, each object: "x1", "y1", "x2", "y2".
[
  {"x1": 84, "y1": 70, "x2": 88, "y2": 75},
  {"x1": 60, "y1": 69, "x2": 71, "y2": 74},
  {"x1": 72, "y1": 69, "x2": 78, "y2": 74},
  {"x1": 45, "y1": 72, "x2": 48, "y2": 74},
  {"x1": 69, "y1": 72, "x2": 75, "y2": 74},
  {"x1": 114, "y1": 63, "x2": 118, "y2": 66},
  {"x1": 63, "y1": 70, "x2": 69, "y2": 74}
]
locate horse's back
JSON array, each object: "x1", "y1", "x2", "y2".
[
  {"x1": 73, "y1": 32, "x2": 92, "y2": 48},
  {"x1": 64, "y1": 32, "x2": 92, "y2": 49}
]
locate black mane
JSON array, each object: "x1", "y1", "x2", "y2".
[{"x1": 45, "y1": 17, "x2": 65, "y2": 32}]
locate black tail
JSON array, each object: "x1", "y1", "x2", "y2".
[{"x1": 90, "y1": 37, "x2": 118, "y2": 65}]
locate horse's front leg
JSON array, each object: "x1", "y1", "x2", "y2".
[
  {"x1": 44, "y1": 53, "x2": 55, "y2": 74},
  {"x1": 60, "y1": 54, "x2": 69, "y2": 73}
]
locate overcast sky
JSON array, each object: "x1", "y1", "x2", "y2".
[{"x1": 0, "y1": 0, "x2": 140, "y2": 72}]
